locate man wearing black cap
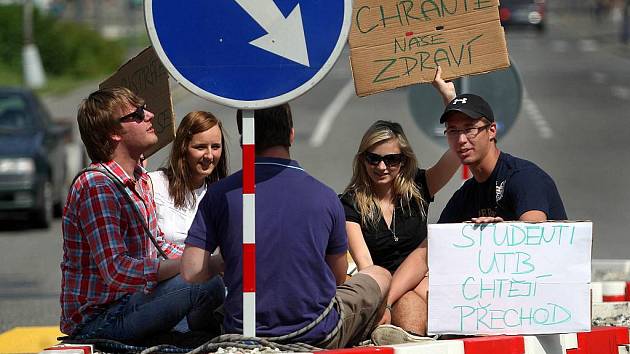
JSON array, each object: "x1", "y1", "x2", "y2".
[
  {"x1": 437, "y1": 90, "x2": 567, "y2": 223},
  {"x1": 369, "y1": 72, "x2": 568, "y2": 346}
]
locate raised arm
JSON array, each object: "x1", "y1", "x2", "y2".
[
  {"x1": 424, "y1": 66, "x2": 461, "y2": 197},
  {"x1": 326, "y1": 252, "x2": 348, "y2": 286},
  {"x1": 432, "y1": 65, "x2": 457, "y2": 105},
  {"x1": 425, "y1": 149, "x2": 460, "y2": 198},
  {"x1": 346, "y1": 221, "x2": 374, "y2": 271}
]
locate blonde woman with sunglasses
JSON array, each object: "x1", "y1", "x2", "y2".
[{"x1": 342, "y1": 71, "x2": 463, "y2": 341}]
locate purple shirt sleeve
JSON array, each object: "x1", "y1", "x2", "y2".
[{"x1": 185, "y1": 191, "x2": 218, "y2": 253}]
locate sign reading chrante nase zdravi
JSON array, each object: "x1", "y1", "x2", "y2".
[
  {"x1": 428, "y1": 222, "x2": 592, "y2": 335},
  {"x1": 348, "y1": 0, "x2": 510, "y2": 97}
]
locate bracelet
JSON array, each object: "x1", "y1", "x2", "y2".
[{"x1": 385, "y1": 304, "x2": 393, "y2": 311}]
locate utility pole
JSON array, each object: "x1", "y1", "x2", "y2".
[
  {"x1": 22, "y1": 0, "x2": 46, "y2": 88},
  {"x1": 622, "y1": 0, "x2": 630, "y2": 44}
]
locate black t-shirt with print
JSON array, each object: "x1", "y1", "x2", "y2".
[
  {"x1": 438, "y1": 152, "x2": 567, "y2": 223},
  {"x1": 340, "y1": 169, "x2": 432, "y2": 273}
]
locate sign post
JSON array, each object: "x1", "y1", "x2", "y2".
[
  {"x1": 241, "y1": 111, "x2": 256, "y2": 337},
  {"x1": 145, "y1": 0, "x2": 352, "y2": 336}
]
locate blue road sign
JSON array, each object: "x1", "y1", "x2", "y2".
[{"x1": 145, "y1": 0, "x2": 351, "y2": 109}]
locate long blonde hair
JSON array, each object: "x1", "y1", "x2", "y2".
[{"x1": 344, "y1": 120, "x2": 426, "y2": 228}]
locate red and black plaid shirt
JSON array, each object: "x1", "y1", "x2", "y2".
[{"x1": 60, "y1": 161, "x2": 182, "y2": 335}]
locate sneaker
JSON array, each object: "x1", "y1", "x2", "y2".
[{"x1": 371, "y1": 324, "x2": 437, "y2": 346}]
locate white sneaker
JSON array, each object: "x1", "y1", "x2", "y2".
[{"x1": 371, "y1": 324, "x2": 437, "y2": 346}]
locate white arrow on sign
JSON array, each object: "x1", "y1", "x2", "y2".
[{"x1": 233, "y1": 0, "x2": 310, "y2": 67}]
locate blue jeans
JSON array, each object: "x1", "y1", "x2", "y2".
[{"x1": 75, "y1": 275, "x2": 225, "y2": 341}]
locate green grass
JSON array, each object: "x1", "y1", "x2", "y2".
[
  {"x1": 37, "y1": 75, "x2": 103, "y2": 95},
  {"x1": 0, "y1": 33, "x2": 150, "y2": 95},
  {"x1": 118, "y1": 33, "x2": 151, "y2": 49},
  {"x1": 0, "y1": 63, "x2": 21, "y2": 86}
]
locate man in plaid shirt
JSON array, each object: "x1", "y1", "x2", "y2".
[{"x1": 60, "y1": 87, "x2": 224, "y2": 341}]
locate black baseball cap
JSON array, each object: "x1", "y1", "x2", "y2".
[{"x1": 439, "y1": 93, "x2": 494, "y2": 123}]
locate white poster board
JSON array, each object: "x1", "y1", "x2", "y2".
[{"x1": 428, "y1": 222, "x2": 592, "y2": 335}]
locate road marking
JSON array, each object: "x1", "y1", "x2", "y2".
[
  {"x1": 551, "y1": 40, "x2": 568, "y2": 53},
  {"x1": 522, "y1": 91, "x2": 553, "y2": 139},
  {"x1": 612, "y1": 86, "x2": 630, "y2": 100},
  {"x1": 579, "y1": 39, "x2": 598, "y2": 52},
  {"x1": 0, "y1": 326, "x2": 62, "y2": 353},
  {"x1": 309, "y1": 79, "x2": 355, "y2": 147},
  {"x1": 592, "y1": 72, "x2": 607, "y2": 84}
]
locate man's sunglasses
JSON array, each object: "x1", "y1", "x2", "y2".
[
  {"x1": 364, "y1": 152, "x2": 405, "y2": 167},
  {"x1": 118, "y1": 104, "x2": 147, "y2": 123}
]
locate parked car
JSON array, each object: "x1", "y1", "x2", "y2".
[
  {"x1": 499, "y1": 0, "x2": 546, "y2": 32},
  {"x1": 0, "y1": 87, "x2": 70, "y2": 228}
]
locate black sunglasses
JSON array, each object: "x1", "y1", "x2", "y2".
[
  {"x1": 364, "y1": 152, "x2": 405, "y2": 167},
  {"x1": 118, "y1": 104, "x2": 147, "y2": 123}
]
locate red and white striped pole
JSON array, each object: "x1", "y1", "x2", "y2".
[
  {"x1": 241, "y1": 109, "x2": 256, "y2": 337},
  {"x1": 462, "y1": 164, "x2": 471, "y2": 180}
]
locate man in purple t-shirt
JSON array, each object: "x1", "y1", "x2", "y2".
[{"x1": 181, "y1": 104, "x2": 391, "y2": 348}]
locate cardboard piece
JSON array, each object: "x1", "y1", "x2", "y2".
[
  {"x1": 427, "y1": 221, "x2": 593, "y2": 335},
  {"x1": 100, "y1": 47, "x2": 175, "y2": 158},
  {"x1": 348, "y1": 0, "x2": 511, "y2": 96}
]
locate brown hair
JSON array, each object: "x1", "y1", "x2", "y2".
[
  {"x1": 163, "y1": 111, "x2": 228, "y2": 208},
  {"x1": 77, "y1": 87, "x2": 143, "y2": 162},
  {"x1": 344, "y1": 120, "x2": 426, "y2": 228}
]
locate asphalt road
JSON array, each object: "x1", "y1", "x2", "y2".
[{"x1": 1, "y1": 12, "x2": 629, "y2": 332}]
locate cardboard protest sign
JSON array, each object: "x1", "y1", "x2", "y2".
[
  {"x1": 100, "y1": 46, "x2": 175, "y2": 158},
  {"x1": 348, "y1": 0, "x2": 511, "y2": 96},
  {"x1": 428, "y1": 222, "x2": 592, "y2": 335}
]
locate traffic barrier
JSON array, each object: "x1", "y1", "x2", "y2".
[
  {"x1": 523, "y1": 333, "x2": 578, "y2": 353},
  {"x1": 384, "y1": 340, "x2": 464, "y2": 354},
  {"x1": 461, "y1": 335, "x2": 524, "y2": 354},
  {"x1": 593, "y1": 301, "x2": 630, "y2": 321},
  {"x1": 39, "y1": 344, "x2": 92, "y2": 354},
  {"x1": 315, "y1": 328, "x2": 629, "y2": 354},
  {"x1": 574, "y1": 326, "x2": 629, "y2": 354},
  {"x1": 592, "y1": 282, "x2": 603, "y2": 303},
  {"x1": 41, "y1": 327, "x2": 630, "y2": 354},
  {"x1": 603, "y1": 281, "x2": 627, "y2": 302},
  {"x1": 315, "y1": 348, "x2": 394, "y2": 354}
]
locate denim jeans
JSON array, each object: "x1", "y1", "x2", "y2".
[{"x1": 75, "y1": 275, "x2": 225, "y2": 341}]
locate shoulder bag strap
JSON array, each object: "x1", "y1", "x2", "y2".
[{"x1": 71, "y1": 167, "x2": 169, "y2": 260}]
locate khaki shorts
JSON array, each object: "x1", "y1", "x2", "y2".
[{"x1": 319, "y1": 273, "x2": 385, "y2": 349}]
